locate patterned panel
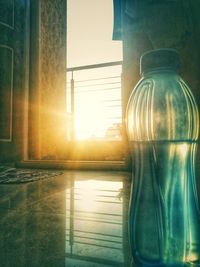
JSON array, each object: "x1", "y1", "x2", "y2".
[
  {"x1": 0, "y1": 0, "x2": 14, "y2": 28},
  {"x1": 0, "y1": 45, "x2": 13, "y2": 141}
]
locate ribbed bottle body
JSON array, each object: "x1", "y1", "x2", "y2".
[
  {"x1": 126, "y1": 72, "x2": 200, "y2": 266},
  {"x1": 126, "y1": 72, "x2": 199, "y2": 142}
]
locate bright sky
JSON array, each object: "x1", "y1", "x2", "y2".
[{"x1": 67, "y1": 0, "x2": 122, "y2": 67}]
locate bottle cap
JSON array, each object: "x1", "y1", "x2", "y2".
[{"x1": 140, "y1": 49, "x2": 180, "y2": 75}]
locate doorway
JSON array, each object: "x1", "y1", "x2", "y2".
[{"x1": 66, "y1": 0, "x2": 124, "y2": 161}]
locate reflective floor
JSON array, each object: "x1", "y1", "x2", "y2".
[{"x1": 0, "y1": 170, "x2": 132, "y2": 267}]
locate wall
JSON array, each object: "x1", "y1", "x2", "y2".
[
  {"x1": 0, "y1": 0, "x2": 29, "y2": 162},
  {"x1": 29, "y1": 0, "x2": 67, "y2": 160}
]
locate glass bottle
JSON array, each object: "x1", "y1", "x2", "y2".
[{"x1": 126, "y1": 49, "x2": 200, "y2": 267}]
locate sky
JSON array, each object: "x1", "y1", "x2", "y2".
[{"x1": 67, "y1": 0, "x2": 122, "y2": 67}]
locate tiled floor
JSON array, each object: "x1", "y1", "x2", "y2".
[{"x1": 0, "y1": 170, "x2": 132, "y2": 267}]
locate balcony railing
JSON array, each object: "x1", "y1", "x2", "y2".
[{"x1": 66, "y1": 61, "x2": 123, "y2": 141}]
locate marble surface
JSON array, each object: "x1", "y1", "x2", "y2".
[{"x1": 0, "y1": 170, "x2": 132, "y2": 267}]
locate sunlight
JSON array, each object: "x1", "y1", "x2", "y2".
[
  {"x1": 179, "y1": 143, "x2": 189, "y2": 159},
  {"x1": 74, "y1": 94, "x2": 107, "y2": 140},
  {"x1": 67, "y1": 65, "x2": 122, "y2": 141},
  {"x1": 67, "y1": 0, "x2": 122, "y2": 141}
]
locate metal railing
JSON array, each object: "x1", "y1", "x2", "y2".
[{"x1": 66, "y1": 61, "x2": 123, "y2": 141}]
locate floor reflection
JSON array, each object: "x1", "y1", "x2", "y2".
[{"x1": 0, "y1": 171, "x2": 131, "y2": 267}]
